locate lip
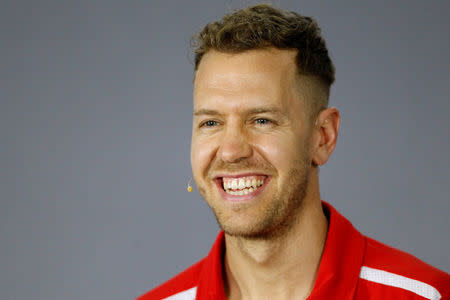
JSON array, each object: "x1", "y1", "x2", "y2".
[
  {"x1": 213, "y1": 172, "x2": 267, "y2": 179},
  {"x1": 214, "y1": 173, "x2": 270, "y2": 203}
]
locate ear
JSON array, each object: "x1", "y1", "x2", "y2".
[{"x1": 311, "y1": 107, "x2": 340, "y2": 166}]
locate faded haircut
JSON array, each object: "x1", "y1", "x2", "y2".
[{"x1": 191, "y1": 4, "x2": 335, "y2": 115}]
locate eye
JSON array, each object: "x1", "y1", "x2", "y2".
[
  {"x1": 255, "y1": 118, "x2": 272, "y2": 125},
  {"x1": 201, "y1": 120, "x2": 219, "y2": 127}
]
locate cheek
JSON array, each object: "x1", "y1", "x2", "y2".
[
  {"x1": 191, "y1": 137, "x2": 216, "y2": 177},
  {"x1": 256, "y1": 134, "x2": 303, "y2": 172}
]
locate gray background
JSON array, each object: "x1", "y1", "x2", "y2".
[{"x1": 1, "y1": 0, "x2": 449, "y2": 299}]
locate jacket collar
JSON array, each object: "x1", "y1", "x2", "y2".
[
  {"x1": 307, "y1": 202, "x2": 365, "y2": 299},
  {"x1": 197, "y1": 201, "x2": 365, "y2": 299},
  {"x1": 197, "y1": 231, "x2": 226, "y2": 299}
]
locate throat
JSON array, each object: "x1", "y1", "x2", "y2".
[{"x1": 222, "y1": 203, "x2": 328, "y2": 299}]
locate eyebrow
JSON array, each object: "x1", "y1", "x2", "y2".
[
  {"x1": 193, "y1": 109, "x2": 223, "y2": 116},
  {"x1": 193, "y1": 106, "x2": 283, "y2": 116}
]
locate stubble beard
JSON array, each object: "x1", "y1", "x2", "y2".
[{"x1": 197, "y1": 156, "x2": 311, "y2": 240}]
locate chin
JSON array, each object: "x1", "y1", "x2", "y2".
[
  {"x1": 214, "y1": 208, "x2": 291, "y2": 240},
  {"x1": 221, "y1": 223, "x2": 291, "y2": 240}
]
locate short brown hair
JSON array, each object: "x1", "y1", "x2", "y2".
[{"x1": 192, "y1": 4, "x2": 335, "y2": 112}]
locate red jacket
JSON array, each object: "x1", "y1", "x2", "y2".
[{"x1": 138, "y1": 202, "x2": 449, "y2": 299}]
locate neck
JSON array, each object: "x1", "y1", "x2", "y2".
[{"x1": 223, "y1": 171, "x2": 328, "y2": 300}]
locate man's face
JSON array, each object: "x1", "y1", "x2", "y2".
[{"x1": 191, "y1": 49, "x2": 315, "y2": 238}]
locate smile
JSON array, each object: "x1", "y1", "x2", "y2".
[
  {"x1": 223, "y1": 176, "x2": 265, "y2": 195},
  {"x1": 218, "y1": 175, "x2": 268, "y2": 197}
]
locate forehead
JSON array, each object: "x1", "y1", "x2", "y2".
[{"x1": 193, "y1": 49, "x2": 302, "y2": 109}]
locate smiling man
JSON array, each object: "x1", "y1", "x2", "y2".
[{"x1": 138, "y1": 4, "x2": 449, "y2": 300}]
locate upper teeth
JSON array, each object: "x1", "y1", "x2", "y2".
[{"x1": 223, "y1": 176, "x2": 265, "y2": 191}]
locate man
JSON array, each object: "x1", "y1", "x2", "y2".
[{"x1": 139, "y1": 4, "x2": 449, "y2": 300}]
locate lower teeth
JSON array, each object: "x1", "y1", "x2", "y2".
[{"x1": 226, "y1": 187, "x2": 255, "y2": 195}]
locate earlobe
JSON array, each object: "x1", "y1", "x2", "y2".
[{"x1": 311, "y1": 107, "x2": 340, "y2": 166}]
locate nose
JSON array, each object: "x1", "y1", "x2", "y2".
[{"x1": 217, "y1": 124, "x2": 253, "y2": 163}]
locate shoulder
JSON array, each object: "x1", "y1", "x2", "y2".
[
  {"x1": 357, "y1": 236, "x2": 449, "y2": 299},
  {"x1": 363, "y1": 237, "x2": 449, "y2": 286},
  {"x1": 137, "y1": 259, "x2": 204, "y2": 300}
]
